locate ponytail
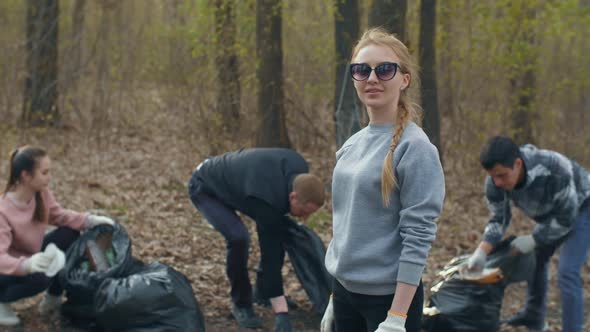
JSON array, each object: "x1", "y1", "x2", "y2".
[
  {"x1": 4, "y1": 146, "x2": 48, "y2": 222},
  {"x1": 3, "y1": 148, "x2": 20, "y2": 195}
]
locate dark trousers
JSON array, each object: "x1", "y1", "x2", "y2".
[
  {"x1": 332, "y1": 279, "x2": 424, "y2": 332},
  {"x1": 0, "y1": 227, "x2": 80, "y2": 302},
  {"x1": 188, "y1": 172, "x2": 252, "y2": 307}
]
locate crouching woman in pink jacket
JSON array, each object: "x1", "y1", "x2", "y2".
[{"x1": 0, "y1": 146, "x2": 115, "y2": 326}]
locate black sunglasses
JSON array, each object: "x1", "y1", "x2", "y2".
[{"x1": 350, "y1": 62, "x2": 400, "y2": 81}]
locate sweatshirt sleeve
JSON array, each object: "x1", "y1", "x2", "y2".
[
  {"x1": 531, "y1": 160, "x2": 578, "y2": 246},
  {"x1": 395, "y1": 138, "x2": 445, "y2": 286},
  {"x1": 44, "y1": 190, "x2": 88, "y2": 231},
  {"x1": 482, "y1": 177, "x2": 511, "y2": 246},
  {"x1": 0, "y1": 214, "x2": 28, "y2": 276}
]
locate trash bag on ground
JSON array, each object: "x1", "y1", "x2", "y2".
[
  {"x1": 283, "y1": 218, "x2": 333, "y2": 315},
  {"x1": 60, "y1": 223, "x2": 134, "y2": 321},
  {"x1": 253, "y1": 218, "x2": 332, "y2": 315},
  {"x1": 422, "y1": 236, "x2": 535, "y2": 332},
  {"x1": 94, "y1": 261, "x2": 206, "y2": 332}
]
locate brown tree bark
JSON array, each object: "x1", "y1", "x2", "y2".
[
  {"x1": 22, "y1": 0, "x2": 60, "y2": 127},
  {"x1": 368, "y1": 0, "x2": 407, "y2": 42},
  {"x1": 256, "y1": 0, "x2": 291, "y2": 148},
  {"x1": 334, "y1": 0, "x2": 361, "y2": 148},
  {"x1": 214, "y1": 0, "x2": 241, "y2": 133},
  {"x1": 419, "y1": 0, "x2": 442, "y2": 161},
  {"x1": 509, "y1": 3, "x2": 537, "y2": 145}
]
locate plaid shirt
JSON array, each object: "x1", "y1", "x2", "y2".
[{"x1": 483, "y1": 144, "x2": 590, "y2": 247}]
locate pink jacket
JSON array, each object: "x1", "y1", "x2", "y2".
[{"x1": 0, "y1": 189, "x2": 87, "y2": 276}]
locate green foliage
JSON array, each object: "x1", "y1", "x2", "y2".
[
  {"x1": 0, "y1": 0, "x2": 588, "y2": 167},
  {"x1": 305, "y1": 209, "x2": 332, "y2": 231}
]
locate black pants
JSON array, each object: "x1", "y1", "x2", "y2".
[
  {"x1": 188, "y1": 172, "x2": 252, "y2": 307},
  {"x1": 0, "y1": 227, "x2": 80, "y2": 302},
  {"x1": 333, "y1": 279, "x2": 424, "y2": 332}
]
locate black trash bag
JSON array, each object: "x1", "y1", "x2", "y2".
[
  {"x1": 283, "y1": 218, "x2": 333, "y2": 315},
  {"x1": 422, "y1": 236, "x2": 535, "y2": 332},
  {"x1": 94, "y1": 262, "x2": 206, "y2": 332},
  {"x1": 60, "y1": 223, "x2": 135, "y2": 321},
  {"x1": 484, "y1": 236, "x2": 536, "y2": 284},
  {"x1": 424, "y1": 279, "x2": 505, "y2": 332}
]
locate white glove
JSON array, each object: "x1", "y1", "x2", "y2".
[
  {"x1": 320, "y1": 297, "x2": 334, "y2": 332},
  {"x1": 43, "y1": 243, "x2": 66, "y2": 277},
  {"x1": 23, "y1": 252, "x2": 52, "y2": 274},
  {"x1": 465, "y1": 247, "x2": 487, "y2": 274},
  {"x1": 87, "y1": 215, "x2": 115, "y2": 228},
  {"x1": 375, "y1": 313, "x2": 406, "y2": 332},
  {"x1": 511, "y1": 234, "x2": 536, "y2": 255}
]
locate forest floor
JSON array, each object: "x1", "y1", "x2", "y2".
[{"x1": 0, "y1": 115, "x2": 588, "y2": 332}]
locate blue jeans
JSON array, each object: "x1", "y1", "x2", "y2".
[
  {"x1": 558, "y1": 203, "x2": 590, "y2": 332},
  {"x1": 524, "y1": 203, "x2": 590, "y2": 332}
]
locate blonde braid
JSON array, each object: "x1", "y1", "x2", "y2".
[{"x1": 381, "y1": 102, "x2": 411, "y2": 206}]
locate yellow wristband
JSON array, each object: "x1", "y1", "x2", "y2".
[{"x1": 388, "y1": 310, "x2": 407, "y2": 318}]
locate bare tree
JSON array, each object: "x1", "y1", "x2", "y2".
[
  {"x1": 65, "y1": 0, "x2": 86, "y2": 123},
  {"x1": 368, "y1": 0, "x2": 407, "y2": 42},
  {"x1": 509, "y1": 3, "x2": 537, "y2": 145},
  {"x1": 23, "y1": 0, "x2": 59, "y2": 127},
  {"x1": 256, "y1": 0, "x2": 291, "y2": 147},
  {"x1": 214, "y1": 0, "x2": 241, "y2": 133},
  {"x1": 419, "y1": 0, "x2": 442, "y2": 160},
  {"x1": 90, "y1": 1, "x2": 112, "y2": 134},
  {"x1": 334, "y1": 0, "x2": 360, "y2": 148},
  {"x1": 70, "y1": 0, "x2": 86, "y2": 85}
]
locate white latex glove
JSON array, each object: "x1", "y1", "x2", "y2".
[
  {"x1": 465, "y1": 247, "x2": 487, "y2": 274},
  {"x1": 375, "y1": 313, "x2": 406, "y2": 332},
  {"x1": 511, "y1": 234, "x2": 536, "y2": 255},
  {"x1": 23, "y1": 252, "x2": 52, "y2": 274},
  {"x1": 320, "y1": 297, "x2": 334, "y2": 332},
  {"x1": 43, "y1": 243, "x2": 66, "y2": 277},
  {"x1": 87, "y1": 215, "x2": 115, "y2": 228}
]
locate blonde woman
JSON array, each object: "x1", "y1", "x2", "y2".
[{"x1": 322, "y1": 28, "x2": 445, "y2": 332}]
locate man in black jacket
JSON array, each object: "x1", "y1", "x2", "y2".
[{"x1": 188, "y1": 148, "x2": 325, "y2": 331}]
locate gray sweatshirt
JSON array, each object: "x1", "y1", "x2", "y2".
[
  {"x1": 325, "y1": 122, "x2": 445, "y2": 295},
  {"x1": 483, "y1": 144, "x2": 590, "y2": 247}
]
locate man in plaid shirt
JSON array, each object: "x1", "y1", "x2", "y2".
[{"x1": 465, "y1": 136, "x2": 590, "y2": 332}]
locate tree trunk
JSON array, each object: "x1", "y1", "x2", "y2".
[
  {"x1": 67, "y1": 0, "x2": 86, "y2": 122},
  {"x1": 509, "y1": 3, "x2": 537, "y2": 145},
  {"x1": 419, "y1": 0, "x2": 442, "y2": 161},
  {"x1": 70, "y1": 0, "x2": 85, "y2": 84},
  {"x1": 368, "y1": 0, "x2": 407, "y2": 42},
  {"x1": 214, "y1": 0, "x2": 241, "y2": 133},
  {"x1": 510, "y1": 68, "x2": 536, "y2": 145},
  {"x1": 90, "y1": 2, "x2": 111, "y2": 134},
  {"x1": 23, "y1": 0, "x2": 60, "y2": 127},
  {"x1": 256, "y1": 0, "x2": 291, "y2": 148},
  {"x1": 334, "y1": 0, "x2": 361, "y2": 148}
]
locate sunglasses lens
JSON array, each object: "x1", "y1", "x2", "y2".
[
  {"x1": 375, "y1": 63, "x2": 397, "y2": 80},
  {"x1": 351, "y1": 64, "x2": 371, "y2": 81}
]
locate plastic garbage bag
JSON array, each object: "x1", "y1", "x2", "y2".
[
  {"x1": 95, "y1": 262, "x2": 206, "y2": 332},
  {"x1": 283, "y1": 218, "x2": 332, "y2": 315},
  {"x1": 60, "y1": 223, "x2": 134, "y2": 321},
  {"x1": 253, "y1": 218, "x2": 332, "y2": 315},
  {"x1": 422, "y1": 236, "x2": 535, "y2": 332}
]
